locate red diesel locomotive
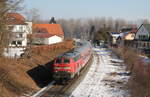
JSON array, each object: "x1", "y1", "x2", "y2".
[{"x1": 53, "y1": 41, "x2": 92, "y2": 82}]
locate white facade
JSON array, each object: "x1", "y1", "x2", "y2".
[
  {"x1": 134, "y1": 24, "x2": 150, "y2": 53},
  {"x1": 10, "y1": 22, "x2": 32, "y2": 46},
  {"x1": 45, "y1": 35, "x2": 63, "y2": 44},
  {"x1": 33, "y1": 35, "x2": 63, "y2": 45},
  {"x1": 135, "y1": 25, "x2": 150, "y2": 40}
]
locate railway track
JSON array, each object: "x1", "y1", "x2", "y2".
[{"x1": 40, "y1": 55, "x2": 94, "y2": 97}]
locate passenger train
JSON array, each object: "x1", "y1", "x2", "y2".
[{"x1": 53, "y1": 40, "x2": 92, "y2": 82}]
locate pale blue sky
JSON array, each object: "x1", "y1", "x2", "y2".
[{"x1": 24, "y1": 0, "x2": 150, "y2": 20}]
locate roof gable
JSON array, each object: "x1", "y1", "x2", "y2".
[
  {"x1": 143, "y1": 24, "x2": 150, "y2": 33},
  {"x1": 135, "y1": 24, "x2": 150, "y2": 39}
]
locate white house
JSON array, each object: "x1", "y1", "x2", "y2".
[
  {"x1": 135, "y1": 24, "x2": 150, "y2": 40},
  {"x1": 7, "y1": 13, "x2": 32, "y2": 47},
  {"x1": 3, "y1": 13, "x2": 32, "y2": 58},
  {"x1": 134, "y1": 24, "x2": 150, "y2": 53}
]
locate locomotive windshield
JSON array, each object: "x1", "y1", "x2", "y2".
[
  {"x1": 64, "y1": 59, "x2": 70, "y2": 63},
  {"x1": 56, "y1": 58, "x2": 62, "y2": 63},
  {"x1": 56, "y1": 58, "x2": 70, "y2": 64}
]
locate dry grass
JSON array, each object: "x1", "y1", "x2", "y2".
[
  {"x1": 0, "y1": 40, "x2": 74, "y2": 97},
  {"x1": 129, "y1": 62, "x2": 150, "y2": 97},
  {"x1": 112, "y1": 47, "x2": 150, "y2": 97},
  {"x1": 0, "y1": 58, "x2": 31, "y2": 97}
]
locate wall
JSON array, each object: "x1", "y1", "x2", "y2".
[
  {"x1": 47, "y1": 35, "x2": 63, "y2": 44},
  {"x1": 10, "y1": 23, "x2": 32, "y2": 46}
]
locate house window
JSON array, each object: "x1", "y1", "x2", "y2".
[
  {"x1": 139, "y1": 35, "x2": 141, "y2": 40},
  {"x1": 11, "y1": 41, "x2": 16, "y2": 45},
  {"x1": 38, "y1": 30, "x2": 41, "y2": 33},
  {"x1": 146, "y1": 42, "x2": 148, "y2": 48},
  {"x1": 19, "y1": 26, "x2": 23, "y2": 32},
  {"x1": 143, "y1": 43, "x2": 146, "y2": 47},
  {"x1": 139, "y1": 35, "x2": 149, "y2": 40},
  {"x1": 139, "y1": 42, "x2": 141, "y2": 47},
  {"x1": 19, "y1": 34, "x2": 23, "y2": 38},
  {"x1": 148, "y1": 43, "x2": 150, "y2": 48},
  {"x1": 17, "y1": 41, "x2": 22, "y2": 45}
]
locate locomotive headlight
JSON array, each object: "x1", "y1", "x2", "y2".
[
  {"x1": 54, "y1": 67, "x2": 61, "y2": 69},
  {"x1": 54, "y1": 67, "x2": 71, "y2": 69},
  {"x1": 63, "y1": 67, "x2": 71, "y2": 69}
]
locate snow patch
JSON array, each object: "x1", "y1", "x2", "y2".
[{"x1": 70, "y1": 48, "x2": 130, "y2": 97}]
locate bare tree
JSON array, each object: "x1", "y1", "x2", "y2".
[
  {"x1": 25, "y1": 8, "x2": 41, "y2": 23},
  {"x1": 57, "y1": 17, "x2": 144, "y2": 42},
  {"x1": 0, "y1": 0, "x2": 24, "y2": 56}
]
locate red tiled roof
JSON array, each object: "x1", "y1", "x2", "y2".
[
  {"x1": 33, "y1": 24, "x2": 64, "y2": 36},
  {"x1": 6, "y1": 13, "x2": 27, "y2": 25},
  {"x1": 28, "y1": 33, "x2": 63, "y2": 39}
]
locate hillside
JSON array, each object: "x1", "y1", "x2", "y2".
[{"x1": 0, "y1": 40, "x2": 73, "y2": 97}]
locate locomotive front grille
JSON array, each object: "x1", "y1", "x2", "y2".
[{"x1": 53, "y1": 71, "x2": 71, "y2": 81}]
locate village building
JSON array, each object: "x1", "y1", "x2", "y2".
[
  {"x1": 6, "y1": 13, "x2": 32, "y2": 47},
  {"x1": 124, "y1": 28, "x2": 137, "y2": 41},
  {"x1": 134, "y1": 24, "x2": 150, "y2": 54},
  {"x1": 121, "y1": 28, "x2": 137, "y2": 46},
  {"x1": 4, "y1": 13, "x2": 32, "y2": 58},
  {"x1": 111, "y1": 27, "x2": 137, "y2": 47},
  {"x1": 31, "y1": 24, "x2": 64, "y2": 45}
]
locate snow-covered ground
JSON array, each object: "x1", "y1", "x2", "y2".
[{"x1": 70, "y1": 47, "x2": 130, "y2": 97}]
